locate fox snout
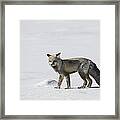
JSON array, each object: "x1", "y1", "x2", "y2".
[{"x1": 49, "y1": 61, "x2": 57, "y2": 67}]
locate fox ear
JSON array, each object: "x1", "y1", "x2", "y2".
[
  {"x1": 56, "y1": 52, "x2": 61, "y2": 58},
  {"x1": 47, "y1": 54, "x2": 51, "y2": 57}
]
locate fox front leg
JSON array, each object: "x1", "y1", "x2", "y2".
[
  {"x1": 65, "y1": 75, "x2": 71, "y2": 89},
  {"x1": 54, "y1": 74, "x2": 64, "y2": 89}
]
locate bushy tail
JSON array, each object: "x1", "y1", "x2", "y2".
[{"x1": 89, "y1": 61, "x2": 100, "y2": 86}]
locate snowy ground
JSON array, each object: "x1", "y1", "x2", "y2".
[{"x1": 20, "y1": 72, "x2": 100, "y2": 100}]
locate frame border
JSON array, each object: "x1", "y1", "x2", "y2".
[{"x1": 0, "y1": 0, "x2": 119, "y2": 119}]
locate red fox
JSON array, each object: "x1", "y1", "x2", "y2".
[{"x1": 47, "y1": 53, "x2": 100, "y2": 89}]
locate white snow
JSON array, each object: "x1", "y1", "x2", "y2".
[{"x1": 20, "y1": 72, "x2": 100, "y2": 100}]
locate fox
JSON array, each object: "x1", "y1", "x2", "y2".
[{"x1": 47, "y1": 53, "x2": 100, "y2": 89}]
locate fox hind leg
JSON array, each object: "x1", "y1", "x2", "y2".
[
  {"x1": 78, "y1": 73, "x2": 92, "y2": 88},
  {"x1": 78, "y1": 61, "x2": 91, "y2": 89},
  {"x1": 78, "y1": 72, "x2": 88, "y2": 88},
  {"x1": 86, "y1": 75, "x2": 92, "y2": 88}
]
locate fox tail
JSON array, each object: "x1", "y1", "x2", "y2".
[{"x1": 89, "y1": 61, "x2": 100, "y2": 86}]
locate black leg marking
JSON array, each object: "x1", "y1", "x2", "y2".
[
  {"x1": 87, "y1": 76, "x2": 92, "y2": 88},
  {"x1": 55, "y1": 74, "x2": 64, "y2": 89},
  {"x1": 65, "y1": 75, "x2": 71, "y2": 89}
]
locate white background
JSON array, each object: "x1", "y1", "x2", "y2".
[{"x1": 5, "y1": 5, "x2": 115, "y2": 115}]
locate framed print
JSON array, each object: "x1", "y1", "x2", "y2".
[{"x1": 0, "y1": 0, "x2": 119, "y2": 119}]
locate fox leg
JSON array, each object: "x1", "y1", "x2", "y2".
[
  {"x1": 78, "y1": 61, "x2": 90, "y2": 88},
  {"x1": 78, "y1": 73, "x2": 88, "y2": 88},
  {"x1": 55, "y1": 74, "x2": 64, "y2": 89},
  {"x1": 65, "y1": 75, "x2": 71, "y2": 89},
  {"x1": 86, "y1": 75, "x2": 92, "y2": 88}
]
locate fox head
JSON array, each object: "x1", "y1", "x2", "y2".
[{"x1": 47, "y1": 53, "x2": 62, "y2": 72}]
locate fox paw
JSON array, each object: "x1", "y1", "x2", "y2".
[
  {"x1": 87, "y1": 85, "x2": 92, "y2": 88},
  {"x1": 65, "y1": 87, "x2": 71, "y2": 89},
  {"x1": 54, "y1": 86, "x2": 60, "y2": 89},
  {"x1": 78, "y1": 85, "x2": 86, "y2": 89}
]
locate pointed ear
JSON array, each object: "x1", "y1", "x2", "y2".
[
  {"x1": 56, "y1": 52, "x2": 61, "y2": 58},
  {"x1": 47, "y1": 54, "x2": 51, "y2": 57}
]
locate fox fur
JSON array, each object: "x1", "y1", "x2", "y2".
[{"x1": 47, "y1": 53, "x2": 100, "y2": 89}]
